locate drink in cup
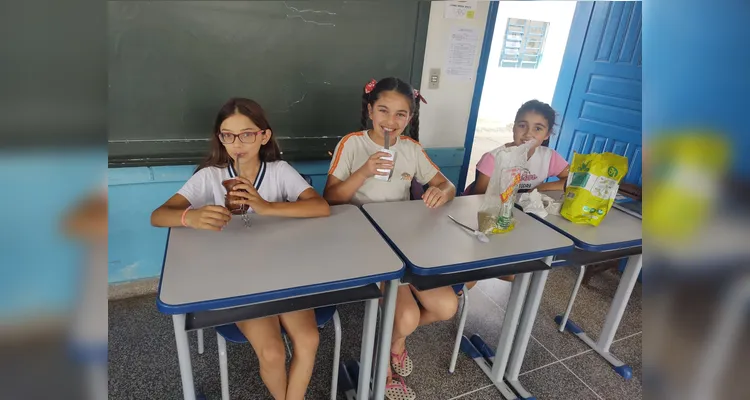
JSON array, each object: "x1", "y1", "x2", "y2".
[{"x1": 222, "y1": 179, "x2": 248, "y2": 215}]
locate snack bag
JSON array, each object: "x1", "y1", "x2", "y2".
[
  {"x1": 477, "y1": 140, "x2": 535, "y2": 234},
  {"x1": 561, "y1": 152, "x2": 629, "y2": 226}
]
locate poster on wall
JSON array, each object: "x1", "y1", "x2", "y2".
[
  {"x1": 445, "y1": 27, "x2": 479, "y2": 79},
  {"x1": 444, "y1": 1, "x2": 477, "y2": 20}
]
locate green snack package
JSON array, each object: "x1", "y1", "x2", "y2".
[{"x1": 561, "y1": 152, "x2": 629, "y2": 226}]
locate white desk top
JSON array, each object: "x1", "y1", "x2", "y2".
[
  {"x1": 158, "y1": 205, "x2": 404, "y2": 313},
  {"x1": 362, "y1": 195, "x2": 574, "y2": 275},
  {"x1": 527, "y1": 191, "x2": 642, "y2": 251}
]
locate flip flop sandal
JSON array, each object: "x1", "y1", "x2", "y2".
[
  {"x1": 385, "y1": 376, "x2": 416, "y2": 400},
  {"x1": 390, "y1": 348, "x2": 414, "y2": 377}
]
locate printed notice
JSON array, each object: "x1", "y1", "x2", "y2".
[
  {"x1": 444, "y1": 1, "x2": 477, "y2": 20},
  {"x1": 445, "y1": 27, "x2": 479, "y2": 79}
]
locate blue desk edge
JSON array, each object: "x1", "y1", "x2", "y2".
[
  {"x1": 406, "y1": 244, "x2": 575, "y2": 276},
  {"x1": 520, "y1": 206, "x2": 643, "y2": 252},
  {"x1": 156, "y1": 227, "x2": 405, "y2": 315},
  {"x1": 359, "y1": 205, "x2": 575, "y2": 276}
]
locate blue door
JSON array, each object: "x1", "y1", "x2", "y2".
[{"x1": 550, "y1": 2, "x2": 642, "y2": 186}]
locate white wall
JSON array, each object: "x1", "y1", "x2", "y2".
[
  {"x1": 418, "y1": 1, "x2": 491, "y2": 148},
  {"x1": 478, "y1": 1, "x2": 577, "y2": 126}
]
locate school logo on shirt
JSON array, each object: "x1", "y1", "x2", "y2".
[{"x1": 401, "y1": 172, "x2": 412, "y2": 181}]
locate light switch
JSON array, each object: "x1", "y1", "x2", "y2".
[{"x1": 428, "y1": 68, "x2": 440, "y2": 89}]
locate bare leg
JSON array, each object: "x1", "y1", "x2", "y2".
[
  {"x1": 410, "y1": 285, "x2": 459, "y2": 327},
  {"x1": 279, "y1": 309, "x2": 319, "y2": 400},
  {"x1": 237, "y1": 316, "x2": 287, "y2": 400},
  {"x1": 389, "y1": 285, "x2": 421, "y2": 378}
]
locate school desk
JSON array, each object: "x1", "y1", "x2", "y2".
[
  {"x1": 506, "y1": 191, "x2": 642, "y2": 399},
  {"x1": 157, "y1": 205, "x2": 404, "y2": 400},
  {"x1": 361, "y1": 195, "x2": 574, "y2": 400}
]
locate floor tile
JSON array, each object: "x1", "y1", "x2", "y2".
[
  {"x1": 540, "y1": 266, "x2": 642, "y2": 342},
  {"x1": 474, "y1": 278, "x2": 512, "y2": 310},
  {"x1": 518, "y1": 362, "x2": 600, "y2": 400},
  {"x1": 562, "y1": 334, "x2": 642, "y2": 400},
  {"x1": 462, "y1": 287, "x2": 557, "y2": 374}
]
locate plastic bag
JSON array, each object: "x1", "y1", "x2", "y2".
[
  {"x1": 477, "y1": 140, "x2": 535, "y2": 234},
  {"x1": 517, "y1": 189, "x2": 561, "y2": 218},
  {"x1": 560, "y1": 152, "x2": 629, "y2": 226}
]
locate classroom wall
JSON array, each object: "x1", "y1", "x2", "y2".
[{"x1": 418, "y1": 1, "x2": 491, "y2": 148}]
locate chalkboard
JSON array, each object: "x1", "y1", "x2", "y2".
[{"x1": 108, "y1": 1, "x2": 431, "y2": 167}]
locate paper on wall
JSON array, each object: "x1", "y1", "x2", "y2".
[{"x1": 445, "y1": 27, "x2": 479, "y2": 79}]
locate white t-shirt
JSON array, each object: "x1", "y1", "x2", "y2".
[
  {"x1": 328, "y1": 131, "x2": 440, "y2": 205},
  {"x1": 476, "y1": 145, "x2": 568, "y2": 191},
  {"x1": 177, "y1": 161, "x2": 311, "y2": 211}
]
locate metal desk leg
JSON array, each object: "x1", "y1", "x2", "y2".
[
  {"x1": 598, "y1": 254, "x2": 642, "y2": 352},
  {"x1": 506, "y1": 256, "x2": 553, "y2": 399},
  {"x1": 372, "y1": 279, "x2": 399, "y2": 400},
  {"x1": 172, "y1": 314, "x2": 196, "y2": 400},
  {"x1": 558, "y1": 265, "x2": 586, "y2": 332},
  {"x1": 556, "y1": 254, "x2": 642, "y2": 379},
  {"x1": 462, "y1": 271, "x2": 531, "y2": 399},
  {"x1": 490, "y1": 272, "x2": 532, "y2": 381},
  {"x1": 357, "y1": 297, "x2": 379, "y2": 400}
]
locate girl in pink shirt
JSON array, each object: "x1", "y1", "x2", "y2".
[
  {"x1": 465, "y1": 100, "x2": 569, "y2": 287},
  {"x1": 471, "y1": 100, "x2": 569, "y2": 195}
]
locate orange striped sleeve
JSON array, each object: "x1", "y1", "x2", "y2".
[
  {"x1": 401, "y1": 136, "x2": 440, "y2": 171},
  {"x1": 328, "y1": 131, "x2": 364, "y2": 175}
]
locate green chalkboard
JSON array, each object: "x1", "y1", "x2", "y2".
[{"x1": 108, "y1": 1, "x2": 430, "y2": 167}]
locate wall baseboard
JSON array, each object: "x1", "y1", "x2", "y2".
[{"x1": 108, "y1": 277, "x2": 159, "y2": 300}]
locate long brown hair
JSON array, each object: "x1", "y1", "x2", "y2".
[{"x1": 195, "y1": 97, "x2": 282, "y2": 173}]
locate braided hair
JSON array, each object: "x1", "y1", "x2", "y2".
[{"x1": 360, "y1": 77, "x2": 422, "y2": 141}]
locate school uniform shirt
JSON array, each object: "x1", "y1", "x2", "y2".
[
  {"x1": 476, "y1": 145, "x2": 568, "y2": 191},
  {"x1": 177, "y1": 160, "x2": 312, "y2": 210},
  {"x1": 328, "y1": 130, "x2": 440, "y2": 205}
]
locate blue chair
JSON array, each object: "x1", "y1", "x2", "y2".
[{"x1": 214, "y1": 307, "x2": 342, "y2": 400}]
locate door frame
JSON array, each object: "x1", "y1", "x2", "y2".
[
  {"x1": 458, "y1": 1, "x2": 595, "y2": 190},
  {"x1": 457, "y1": 1, "x2": 499, "y2": 191}
]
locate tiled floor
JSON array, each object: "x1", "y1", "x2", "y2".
[{"x1": 108, "y1": 266, "x2": 642, "y2": 399}]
